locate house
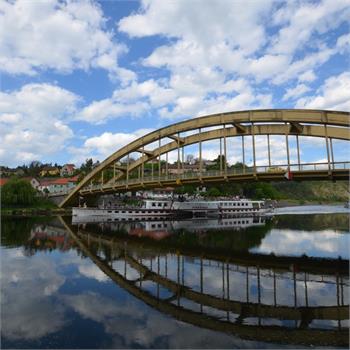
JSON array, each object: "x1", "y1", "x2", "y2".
[
  {"x1": 60, "y1": 164, "x2": 75, "y2": 177},
  {"x1": 38, "y1": 176, "x2": 79, "y2": 194},
  {"x1": 39, "y1": 167, "x2": 60, "y2": 177},
  {"x1": 29, "y1": 178, "x2": 40, "y2": 190},
  {"x1": 167, "y1": 163, "x2": 204, "y2": 175},
  {"x1": 15, "y1": 168, "x2": 25, "y2": 176},
  {"x1": 0, "y1": 177, "x2": 40, "y2": 190},
  {"x1": 0, "y1": 178, "x2": 9, "y2": 186},
  {"x1": 138, "y1": 187, "x2": 174, "y2": 198},
  {"x1": 21, "y1": 177, "x2": 41, "y2": 190}
]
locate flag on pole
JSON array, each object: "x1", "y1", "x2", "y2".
[{"x1": 284, "y1": 169, "x2": 293, "y2": 180}]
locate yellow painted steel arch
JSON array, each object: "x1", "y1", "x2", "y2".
[{"x1": 60, "y1": 109, "x2": 350, "y2": 207}]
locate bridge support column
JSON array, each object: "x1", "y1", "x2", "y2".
[
  {"x1": 242, "y1": 136, "x2": 245, "y2": 174},
  {"x1": 166, "y1": 152, "x2": 169, "y2": 179},
  {"x1": 330, "y1": 138, "x2": 335, "y2": 170},
  {"x1": 324, "y1": 124, "x2": 331, "y2": 172},
  {"x1": 252, "y1": 123, "x2": 256, "y2": 174},
  {"x1": 141, "y1": 146, "x2": 144, "y2": 185},
  {"x1": 127, "y1": 154, "x2": 129, "y2": 186},
  {"x1": 285, "y1": 123, "x2": 290, "y2": 170},
  {"x1": 199, "y1": 128, "x2": 202, "y2": 179},
  {"x1": 224, "y1": 124, "x2": 227, "y2": 176},
  {"x1": 267, "y1": 134, "x2": 271, "y2": 168},
  {"x1": 177, "y1": 132, "x2": 180, "y2": 177},
  {"x1": 182, "y1": 143, "x2": 185, "y2": 178},
  {"x1": 158, "y1": 138, "x2": 161, "y2": 180},
  {"x1": 296, "y1": 135, "x2": 301, "y2": 171},
  {"x1": 220, "y1": 137, "x2": 223, "y2": 174}
]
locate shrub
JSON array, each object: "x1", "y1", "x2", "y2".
[{"x1": 1, "y1": 178, "x2": 37, "y2": 206}]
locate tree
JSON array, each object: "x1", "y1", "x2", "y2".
[
  {"x1": 206, "y1": 187, "x2": 221, "y2": 197},
  {"x1": 186, "y1": 154, "x2": 194, "y2": 164},
  {"x1": 80, "y1": 158, "x2": 94, "y2": 174},
  {"x1": 1, "y1": 178, "x2": 37, "y2": 206}
]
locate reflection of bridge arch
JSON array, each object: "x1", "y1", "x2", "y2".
[
  {"x1": 60, "y1": 109, "x2": 350, "y2": 207},
  {"x1": 60, "y1": 218, "x2": 349, "y2": 346}
]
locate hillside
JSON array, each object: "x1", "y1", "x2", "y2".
[
  {"x1": 179, "y1": 180, "x2": 349, "y2": 202},
  {"x1": 272, "y1": 181, "x2": 349, "y2": 202}
]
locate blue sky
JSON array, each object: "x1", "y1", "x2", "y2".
[{"x1": 0, "y1": 0, "x2": 349, "y2": 167}]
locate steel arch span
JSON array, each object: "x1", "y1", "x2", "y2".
[{"x1": 60, "y1": 109, "x2": 350, "y2": 207}]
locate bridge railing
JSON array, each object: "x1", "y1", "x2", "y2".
[{"x1": 81, "y1": 161, "x2": 350, "y2": 193}]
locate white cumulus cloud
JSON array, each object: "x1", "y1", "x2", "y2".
[
  {"x1": 0, "y1": 83, "x2": 79, "y2": 166},
  {"x1": 0, "y1": 0, "x2": 135, "y2": 82},
  {"x1": 295, "y1": 72, "x2": 350, "y2": 110}
]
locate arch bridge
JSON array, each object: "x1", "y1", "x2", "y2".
[{"x1": 60, "y1": 109, "x2": 350, "y2": 207}]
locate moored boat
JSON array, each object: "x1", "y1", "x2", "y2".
[{"x1": 73, "y1": 197, "x2": 269, "y2": 220}]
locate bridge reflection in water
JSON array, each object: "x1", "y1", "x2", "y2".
[{"x1": 60, "y1": 217, "x2": 349, "y2": 347}]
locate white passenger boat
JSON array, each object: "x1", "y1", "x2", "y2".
[{"x1": 72, "y1": 198, "x2": 268, "y2": 220}]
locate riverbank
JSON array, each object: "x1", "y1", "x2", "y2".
[
  {"x1": 269, "y1": 199, "x2": 346, "y2": 208},
  {"x1": 1, "y1": 208, "x2": 72, "y2": 217}
]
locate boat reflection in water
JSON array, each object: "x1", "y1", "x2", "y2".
[{"x1": 62, "y1": 216, "x2": 349, "y2": 347}]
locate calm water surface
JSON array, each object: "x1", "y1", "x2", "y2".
[{"x1": 1, "y1": 210, "x2": 349, "y2": 349}]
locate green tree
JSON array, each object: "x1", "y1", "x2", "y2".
[
  {"x1": 80, "y1": 158, "x2": 94, "y2": 173},
  {"x1": 206, "y1": 187, "x2": 221, "y2": 197},
  {"x1": 1, "y1": 178, "x2": 37, "y2": 206}
]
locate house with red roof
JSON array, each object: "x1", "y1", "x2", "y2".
[
  {"x1": 38, "y1": 176, "x2": 79, "y2": 194},
  {"x1": 0, "y1": 177, "x2": 40, "y2": 190},
  {"x1": 60, "y1": 164, "x2": 75, "y2": 177},
  {"x1": 0, "y1": 178, "x2": 9, "y2": 186}
]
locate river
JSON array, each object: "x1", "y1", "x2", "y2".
[{"x1": 1, "y1": 207, "x2": 349, "y2": 348}]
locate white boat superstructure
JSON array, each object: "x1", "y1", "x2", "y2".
[
  {"x1": 216, "y1": 199, "x2": 266, "y2": 215},
  {"x1": 173, "y1": 199, "x2": 267, "y2": 216},
  {"x1": 172, "y1": 200, "x2": 219, "y2": 216},
  {"x1": 72, "y1": 199, "x2": 182, "y2": 220}
]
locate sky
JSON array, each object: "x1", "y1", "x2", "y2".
[{"x1": 0, "y1": 0, "x2": 349, "y2": 168}]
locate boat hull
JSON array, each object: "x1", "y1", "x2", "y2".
[{"x1": 72, "y1": 207, "x2": 190, "y2": 220}]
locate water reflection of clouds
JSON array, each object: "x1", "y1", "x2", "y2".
[
  {"x1": 1, "y1": 248, "x2": 66, "y2": 341},
  {"x1": 61, "y1": 290, "x2": 298, "y2": 349},
  {"x1": 251, "y1": 229, "x2": 350, "y2": 258},
  {"x1": 2, "y1": 218, "x2": 348, "y2": 348}
]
